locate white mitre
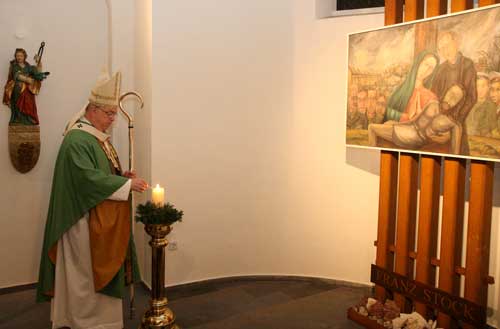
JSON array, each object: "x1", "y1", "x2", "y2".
[
  {"x1": 89, "y1": 71, "x2": 122, "y2": 107},
  {"x1": 64, "y1": 71, "x2": 122, "y2": 135}
]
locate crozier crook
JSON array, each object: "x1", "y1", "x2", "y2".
[{"x1": 119, "y1": 91, "x2": 144, "y2": 171}]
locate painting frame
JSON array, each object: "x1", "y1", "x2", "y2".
[{"x1": 345, "y1": 4, "x2": 500, "y2": 162}]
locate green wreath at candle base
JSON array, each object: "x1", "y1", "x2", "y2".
[{"x1": 135, "y1": 201, "x2": 184, "y2": 226}]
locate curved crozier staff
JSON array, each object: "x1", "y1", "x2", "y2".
[
  {"x1": 119, "y1": 91, "x2": 144, "y2": 171},
  {"x1": 118, "y1": 91, "x2": 144, "y2": 319}
]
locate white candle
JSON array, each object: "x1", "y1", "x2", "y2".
[{"x1": 152, "y1": 184, "x2": 165, "y2": 206}]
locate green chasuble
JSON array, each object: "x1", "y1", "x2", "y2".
[{"x1": 37, "y1": 128, "x2": 140, "y2": 302}]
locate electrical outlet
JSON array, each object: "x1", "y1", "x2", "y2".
[{"x1": 168, "y1": 241, "x2": 178, "y2": 251}]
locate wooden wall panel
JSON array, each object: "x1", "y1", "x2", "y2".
[
  {"x1": 384, "y1": 0, "x2": 404, "y2": 24},
  {"x1": 464, "y1": 161, "x2": 494, "y2": 307},
  {"x1": 405, "y1": 0, "x2": 425, "y2": 20},
  {"x1": 376, "y1": 0, "x2": 405, "y2": 301},
  {"x1": 391, "y1": 0, "x2": 428, "y2": 315},
  {"x1": 437, "y1": 1, "x2": 474, "y2": 327},
  {"x1": 405, "y1": 0, "x2": 439, "y2": 318},
  {"x1": 427, "y1": 0, "x2": 448, "y2": 16},
  {"x1": 451, "y1": 0, "x2": 474, "y2": 12},
  {"x1": 374, "y1": 151, "x2": 399, "y2": 300},
  {"x1": 414, "y1": 156, "x2": 441, "y2": 317},
  {"x1": 437, "y1": 159, "x2": 466, "y2": 328},
  {"x1": 462, "y1": 0, "x2": 493, "y2": 326},
  {"x1": 393, "y1": 154, "x2": 419, "y2": 311},
  {"x1": 478, "y1": 0, "x2": 500, "y2": 5}
]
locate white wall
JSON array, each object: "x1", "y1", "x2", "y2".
[
  {"x1": 0, "y1": 0, "x2": 136, "y2": 288},
  {"x1": 0, "y1": 0, "x2": 105, "y2": 287},
  {"x1": 151, "y1": 0, "x2": 295, "y2": 282},
  {"x1": 148, "y1": 0, "x2": 383, "y2": 284},
  {"x1": 133, "y1": 0, "x2": 153, "y2": 285},
  {"x1": 288, "y1": 3, "x2": 384, "y2": 283},
  {"x1": 150, "y1": 0, "x2": 383, "y2": 287}
]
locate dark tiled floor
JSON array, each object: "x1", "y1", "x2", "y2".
[{"x1": 0, "y1": 279, "x2": 369, "y2": 329}]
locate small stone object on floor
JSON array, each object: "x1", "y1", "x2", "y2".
[
  {"x1": 383, "y1": 299, "x2": 400, "y2": 321},
  {"x1": 352, "y1": 297, "x2": 445, "y2": 329},
  {"x1": 392, "y1": 312, "x2": 441, "y2": 329},
  {"x1": 355, "y1": 296, "x2": 401, "y2": 323}
]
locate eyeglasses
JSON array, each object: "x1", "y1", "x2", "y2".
[{"x1": 97, "y1": 108, "x2": 118, "y2": 118}]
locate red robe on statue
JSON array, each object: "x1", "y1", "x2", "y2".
[{"x1": 17, "y1": 88, "x2": 39, "y2": 124}]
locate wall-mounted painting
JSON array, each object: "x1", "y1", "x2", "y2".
[{"x1": 346, "y1": 4, "x2": 500, "y2": 161}]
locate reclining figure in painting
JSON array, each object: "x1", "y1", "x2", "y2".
[{"x1": 368, "y1": 84, "x2": 464, "y2": 155}]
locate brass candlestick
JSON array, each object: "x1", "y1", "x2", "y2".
[{"x1": 140, "y1": 224, "x2": 180, "y2": 329}]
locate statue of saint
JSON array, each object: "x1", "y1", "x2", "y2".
[{"x1": 3, "y1": 46, "x2": 50, "y2": 125}]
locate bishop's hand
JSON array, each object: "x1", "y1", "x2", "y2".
[{"x1": 131, "y1": 178, "x2": 148, "y2": 193}]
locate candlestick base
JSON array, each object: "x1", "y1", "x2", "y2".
[
  {"x1": 140, "y1": 223, "x2": 181, "y2": 329},
  {"x1": 140, "y1": 297, "x2": 180, "y2": 329}
]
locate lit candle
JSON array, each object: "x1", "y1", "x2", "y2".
[{"x1": 152, "y1": 184, "x2": 165, "y2": 206}]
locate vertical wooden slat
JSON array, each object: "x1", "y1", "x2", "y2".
[
  {"x1": 451, "y1": 0, "x2": 474, "y2": 11},
  {"x1": 385, "y1": 0, "x2": 404, "y2": 25},
  {"x1": 427, "y1": 0, "x2": 448, "y2": 16},
  {"x1": 375, "y1": 151, "x2": 399, "y2": 300},
  {"x1": 416, "y1": 0, "x2": 446, "y2": 57},
  {"x1": 414, "y1": 156, "x2": 441, "y2": 317},
  {"x1": 478, "y1": 0, "x2": 500, "y2": 5},
  {"x1": 464, "y1": 161, "x2": 494, "y2": 304},
  {"x1": 463, "y1": 166, "x2": 494, "y2": 327},
  {"x1": 416, "y1": 0, "x2": 447, "y2": 319},
  {"x1": 392, "y1": 0, "x2": 426, "y2": 314},
  {"x1": 437, "y1": 159, "x2": 466, "y2": 328},
  {"x1": 467, "y1": 4, "x2": 498, "y2": 318},
  {"x1": 405, "y1": 0, "x2": 425, "y2": 21},
  {"x1": 407, "y1": 0, "x2": 427, "y2": 57},
  {"x1": 451, "y1": 0, "x2": 474, "y2": 12},
  {"x1": 436, "y1": 2, "x2": 474, "y2": 328},
  {"x1": 375, "y1": 0, "x2": 405, "y2": 302},
  {"x1": 393, "y1": 154, "x2": 419, "y2": 311}
]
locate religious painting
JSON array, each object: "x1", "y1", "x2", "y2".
[
  {"x1": 346, "y1": 4, "x2": 500, "y2": 161},
  {"x1": 2, "y1": 43, "x2": 50, "y2": 173}
]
